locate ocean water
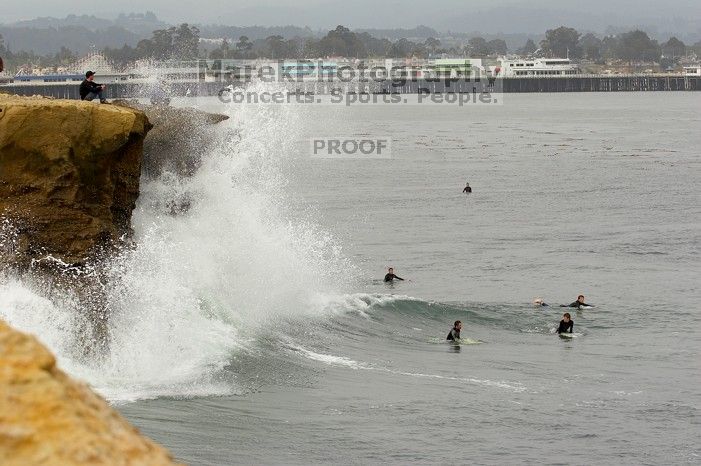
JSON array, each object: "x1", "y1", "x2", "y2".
[{"x1": 1, "y1": 92, "x2": 700, "y2": 464}]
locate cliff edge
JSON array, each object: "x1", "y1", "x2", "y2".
[{"x1": 0, "y1": 95, "x2": 152, "y2": 268}]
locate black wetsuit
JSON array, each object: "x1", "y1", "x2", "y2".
[
  {"x1": 79, "y1": 79, "x2": 103, "y2": 100},
  {"x1": 446, "y1": 327, "x2": 461, "y2": 341},
  {"x1": 563, "y1": 301, "x2": 592, "y2": 308},
  {"x1": 384, "y1": 273, "x2": 404, "y2": 283},
  {"x1": 557, "y1": 319, "x2": 574, "y2": 334},
  {"x1": 463, "y1": 186, "x2": 472, "y2": 193}
]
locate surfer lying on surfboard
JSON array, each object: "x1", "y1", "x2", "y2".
[{"x1": 560, "y1": 295, "x2": 593, "y2": 308}]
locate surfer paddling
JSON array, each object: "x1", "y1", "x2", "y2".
[
  {"x1": 383, "y1": 267, "x2": 404, "y2": 283},
  {"x1": 446, "y1": 320, "x2": 462, "y2": 341},
  {"x1": 561, "y1": 295, "x2": 593, "y2": 308}
]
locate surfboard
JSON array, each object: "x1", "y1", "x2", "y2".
[
  {"x1": 434, "y1": 337, "x2": 482, "y2": 345},
  {"x1": 454, "y1": 337, "x2": 482, "y2": 345}
]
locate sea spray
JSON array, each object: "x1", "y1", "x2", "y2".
[{"x1": 0, "y1": 83, "x2": 356, "y2": 401}]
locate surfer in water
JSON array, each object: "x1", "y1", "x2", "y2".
[
  {"x1": 557, "y1": 313, "x2": 574, "y2": 334},
  {"x1": 462, "y1": 182, "x2": 472, "y2": 193},
  {"x1": 383, "y1": 267, "x2": 404, "y2": 283},
  {"x1": 561, "y1": 295, "x2": 592, "y2": 308},
  {"x1": 533, "y1": 298, "x2": 549, "y2": 307},
  {"x1": 447, "y1": 320, "x2": 462, "y2": 341}
]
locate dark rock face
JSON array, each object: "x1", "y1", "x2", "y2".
[
  {"x1": 0, "y1": 96, "x2": 228, "y2": 351},
  {"x1": 111, "y1": 100, "x2": 229, "y2": 179}
]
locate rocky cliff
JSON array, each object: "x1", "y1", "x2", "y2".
[
  {"x1": 0, "y1": 95, "x2": 152, "y2": 269},
  {"x1": 112, "y1": 100, "x2": 229, "y2": 179},
  {"x1": 0, "y1": 319, "x2": 182, "y2": 466},
  {"x1": 0, "y1": 96, "x2": 229, "y2": 349}
]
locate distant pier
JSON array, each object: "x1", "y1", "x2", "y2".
[
  {"x1": 379, "y1": 74, "x2": 700, "y2": 93},
  {"x1": 502, "y1": 74, "x2": 698, "y2": 92},
  {"x1": 1, "y1": 74, "x2": 699, "y2": 98}
]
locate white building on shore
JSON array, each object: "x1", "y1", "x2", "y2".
[{"x1": 496, "y1": 57, "x2": 580, "y2": 77}]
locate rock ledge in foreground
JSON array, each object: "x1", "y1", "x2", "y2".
[{"x1": 0, "y1": 319, "x2": 183, "y2": 466}]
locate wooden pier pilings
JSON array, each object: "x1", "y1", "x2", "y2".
[
  {"x1": 500, "y1": 75, "x2": 699, "y2": 92},
  {"x1": 379, "y1": 75, "x2": 699, "y2": 93}
]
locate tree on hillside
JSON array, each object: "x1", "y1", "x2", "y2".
[
  {"x1": 601, "y1": 35, "x2": 619, "y2": 60},
  {"x1": 541, "y1": 26, "x2": 581, "y2": 58},
  {"x1": 357, "y1": 32, "x2": 392, "y2": 57},
  {"x1": 264, "y1": 35, "x2": 286, "y2": 58},
  {"x1": 236, "y1": 36, "x2": 253, "y2": 57},
  {"x1": 127, "y1": 24, "x2": 201, "y2": 60},
  {"x1": 103, "y1": 43, "x2": 142, "y2": 67},
  {"x1": 208, "y1": 39, "x2": 229, "y2": 60},
  {"x1": 467, "y1": 37, "x2": 489, "y2": 56},
  {"x1": 150, "y1": 29, "x2": 174, "y2": 58},
  {"x1": 691, "y1": 40, "x2": 701, "y2": 57},
  {"x1": 316, "y1": 26, "x2": 367, "y2": 58},
  {"x1": 222, "y1": 39, "x2": 232, "y2": 57},
  {"x1": 662, "y1": 37, "x2": 686, "y2": 58},
  {"x1": 173, "y1": 24, "x2": 200, "y2": 59},
  {"x1": 580, "y1": 33, "x2": 603, "y2": 61},
  {"x1": 487, "y1": 39, "x2": 507, "y2": 55},
  {"x1": 517, "y1": 39, "x2": 537, "y2": 56},
  {"x1": 386, "y1": 38, "x2": 424, "y2": 58},
  {"x1": 616, "y1": 30, "x2": 659, "y2": 62},
  {"x1": 54, "y1": 46, "x2": 76, "y2": 65},
  {"x1": 424, "y1": 37, "x2": 440, "y2": 55}
]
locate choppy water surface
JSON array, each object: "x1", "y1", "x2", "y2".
[{"x1": 2, "y1": 93, "x2": 699, "y2": 464}]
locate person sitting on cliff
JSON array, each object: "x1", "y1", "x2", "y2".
[{"x1": 79, "y1": 71, "x2": 107, "y2": 103}]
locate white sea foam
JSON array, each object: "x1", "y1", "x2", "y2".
[
  {"x1": 0, "y1": 83, "x2": 361, "y2": 402},
  {"x1": 288, "y1": 345, "x2": 367, "y2": 369},
  {"x1": 388, "y1": 369, "x2": 527, "y2": 392},
  {"x1": 309, "y1": 292, "x2": 416, "y2": 318},
  {"x1": 290, "y1": 343, "x2": 526, "y2": 392}
]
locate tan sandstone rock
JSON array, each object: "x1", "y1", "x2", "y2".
[
  {"x1": 0, "y1": 95, "x2": 152, "y2": 267},
  {"x1": 0, "y1": 319, "x2": 183, "y2": 466}
]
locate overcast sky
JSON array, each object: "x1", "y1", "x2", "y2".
[{"x1": 2, "y1": 0, "x2": 700, "y2": 35}]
